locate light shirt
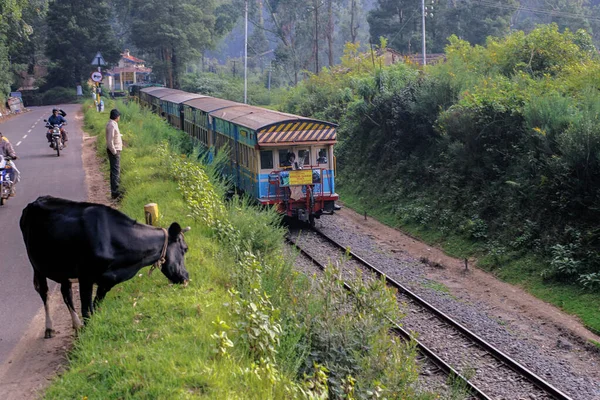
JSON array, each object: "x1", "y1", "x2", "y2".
[{"x1": 105, "y1": 119, "x2": 122, "y2": 155}]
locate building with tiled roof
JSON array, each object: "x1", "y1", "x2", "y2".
[{"x1": 104, "y1": 50, "x2": 152, "y2": 91}]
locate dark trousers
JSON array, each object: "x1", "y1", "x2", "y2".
[{"x1": 107, "y1": 149, "x2": 121, "y2": 197}]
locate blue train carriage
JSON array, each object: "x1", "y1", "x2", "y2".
[
  {"x1": 129, "y1": 83, "x2": 164, "y2": 103},
  {"x1": 142, "y1": 88, "x2": 182, "y2": 115},
  {"x1": 182, "y1": 97, "x2": 239, "y2": 147},
  {"x1": 208, "y1": 105, "x2": 339, "y2": 224},
  {"x1": 138, "y1": 86, "x2": 166, "y2": 109},
  {"x1": 159, "y1": 92, "x2": 205, "y2": 129}
]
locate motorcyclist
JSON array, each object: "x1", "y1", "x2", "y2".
[
  {"x1": 0, "y1": 132, "x2": 19, "y2": 196},
  {"x1": 46, "y1": 108, "x2": 68, "y2": 147}
]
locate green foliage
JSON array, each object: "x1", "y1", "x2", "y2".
[
  {"x1": 180, "y1": 71, "x2": 285, "y2": 106},
  {"x1": 44, "y1": 0, "x2": 120, "y2": 89},
  {"x1": 282, "y1": 24, "x2": 600, "y2": 294},
  {"x1": 40, "y1": 86, "x2": 78, "y2": 104},
  {"x1": 368, "y1": 0, "x2": 515, "y2": 53},
  {"x1": 118, "y1": 0, "x2": 233, "y2": 88}
]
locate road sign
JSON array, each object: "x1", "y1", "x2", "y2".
[
  {"x1": 90, "y1": 71, "x2": 103, "y2": 82},
  {"x1": 91, "y1": 52, "x2": 106, "y2": 66}
]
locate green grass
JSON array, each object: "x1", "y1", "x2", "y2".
[
  {"x1": 44, "y1": 101, "x2": 434, "y2": 399},
  {"x1": 338, "y1": 185, "x2": 600, "y2": 334},
  {"x1": 421, "y1": 281, "x2": 451, "y2": 294},
  {"x1": 47, "y1": 103, "x2": 286, "y2": 399}
]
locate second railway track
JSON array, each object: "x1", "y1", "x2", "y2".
[{"x1": 287, "y1": 227, "x2": 573, "y2": 400}]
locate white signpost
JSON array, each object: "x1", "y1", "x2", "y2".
[
  {"x1": 90, "y1": 71, "x2": 103, "y2": 83},
  {"x1": 91, "y1": 52, "x2": 106, "y2": 112}
]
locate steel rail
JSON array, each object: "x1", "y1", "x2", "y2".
[
  {"x1": 309, "y1": 227, "x2": 573, "y2": 400},
  {"x1": 286, "y1": 236, "x2": 491, "y2": 400}
]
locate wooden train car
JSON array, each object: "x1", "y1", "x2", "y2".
[{"x1": 133, "y1": 85, "x2": 338, "y2": 225}]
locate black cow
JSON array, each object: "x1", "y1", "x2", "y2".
[{"x1": 20, "y1": 196, "x2": 190, "y2": 338}]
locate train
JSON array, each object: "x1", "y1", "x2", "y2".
[{"x1": 129, "y1": 84, "x2": 339, "y2": 225}]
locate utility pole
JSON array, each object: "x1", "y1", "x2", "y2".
[
  {"x1": 244, "y1": 0, "x2": 248, "y2": 104},
  {"x1": 315, "y1": 0, "x2": 319, "y2": 73},
  {"x1": 421, "y1": 0, "x2": 426, "y2": 66}
]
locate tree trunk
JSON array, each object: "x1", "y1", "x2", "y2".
[
  {"x1": 327, "y1": 0, "x2": 334, "y2": 67},
  {"x1": 164, "y1": 47, "x2": 173, "y2": 89},
  {"x1": 350, "y1": 0, "x2": 357, "y2": 43},
  {"x1": 172, "y1": 47, "x2": 178, "y2": 89}
]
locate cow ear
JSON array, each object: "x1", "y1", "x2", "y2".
[{"x1": 168, "y1": 222, "x2": 182, "y2": 239}]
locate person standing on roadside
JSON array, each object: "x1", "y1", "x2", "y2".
[{"x1": 106, "y1": 109, "x2": 123, "y2": 199}]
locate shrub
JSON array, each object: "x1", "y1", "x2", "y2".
[{"x1": 40, "y1": 86, "x2": 78, "y2": 105}]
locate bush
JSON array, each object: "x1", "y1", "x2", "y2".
[{"x1": 40, "y1": 86, "x2": 78, "y2": 105}]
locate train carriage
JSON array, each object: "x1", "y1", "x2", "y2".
[
  {"x1": 133, "y1": 87, "x2": 339, "y2": 225},
  {"x1": 207, "y1": 105, "x2": 338, "y2": 225},
  {"x1": 182, "y1": 97, "x2": 239, "y2": 146},
  {"x1": 142, "y1": 88, "x2": 181, "y2": 115},
  {"x1": 138, "y1": 86, "x2": 165, "y2": 109},
  {"x1": 159, "y1": 92, "x2": 205, "y2": 129}
]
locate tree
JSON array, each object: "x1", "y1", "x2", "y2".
[
  {"x1": 0, "y1": 0, "x2": 30, "y2": 97},
  {"x1": 121, "y1": 0, "x2": 235, "y2": 89},
  {"x1": 368, "y1": 0, "x2": 515, "y2": 54},
  {"x1": 44, "y1": 0, "x2": 120, "y2": 90}
]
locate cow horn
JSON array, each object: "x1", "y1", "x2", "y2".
[{"x1": 182, "y1": 226, "x2": 191, "y2": 233}]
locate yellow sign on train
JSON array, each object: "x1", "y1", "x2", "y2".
[{"x1": 289, "y1": 170, "x2": 313, "y2": 186}]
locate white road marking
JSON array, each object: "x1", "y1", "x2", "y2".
[
  {"x1": 27, "y1": 129, "x2": 31, "y2": 133},
  {"x1": 16, "y1": 141, "x2": 22, "y2": 146},
  {"x1": 23, "y1": 135, "x2": 27, "y2": 139}
]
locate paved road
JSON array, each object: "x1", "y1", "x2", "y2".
[{"x1": 0, "y1": 105, "x2": 87, "y2": 364}]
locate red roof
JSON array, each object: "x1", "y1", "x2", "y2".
[{"x1": 122, "y1": 53, "x2": 145, "y2": 64}]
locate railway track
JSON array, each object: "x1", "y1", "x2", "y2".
[{"x1": 287, "y1": 227, "x2": 573, "y2": 400}]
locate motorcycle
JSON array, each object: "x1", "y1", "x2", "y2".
[
  {"x1": 44, "y1": 120, "x2": 64, "y2": 157},
  {"x1": 0, "y1": 155, "x2": 15, "y2": 206}
]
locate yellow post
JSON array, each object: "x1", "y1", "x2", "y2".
[
  {"x1": 96, "y1": 82, "x2": 100, "y2": 105},
  {"x1": 144, "y1": 203, "x2": 159, "y2": 226}
]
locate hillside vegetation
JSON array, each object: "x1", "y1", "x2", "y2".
[{"x1": 281, "y1": 25, "x2": 600, "y2": 331}]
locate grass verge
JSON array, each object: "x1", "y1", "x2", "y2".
[
  {"x1": 339, "y1": 185, "x2": 600, "y2": 334},
  {"x1": 44, "y1": 101, "x2": 437, "y2": 399}
]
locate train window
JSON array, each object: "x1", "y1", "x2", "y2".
[
  {"x1": 298, "y1": 149, "x2": 310, "y2": 167},
  {"x1": 317, "y1": 148, "x2": 328, "y2": 165},
  {"x1": 261, "y1": 151, "x2": 273, "y2": 170},
  {"x1": 278, "y1": 150, "x2": 291, "y2": 168}
]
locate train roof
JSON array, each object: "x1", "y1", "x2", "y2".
[
  {"x1": 182, "y1": 97, "x2": 240, "y2": 113},
  {"x1": 140, "y1": 86, "x2": 168, "y2": 94},
  {"x1": 177, "y1": 93, "x2": 338, "y2": 145},
  {"x1": 209, "y1": 105, "x2": 300, "y2": 130},
  {"x1": 210, "y1": 104, "x2": 338, "y2": 145},
  {"x1": 140, "y1": 88, "x2": 183, "y2": 98},
  {"x1": 256, "y1": 119, "x2": 337, "y2": 146},
  {"x1": 160, "y1": 93, "x2": 207, "y2": 104}
]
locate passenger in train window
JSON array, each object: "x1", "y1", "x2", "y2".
[
  {"x1": 287, "y1": 152, "x2": 301, "y2": 170},
  {"x1": 317, "y1": 149, "x2": 328, "y2": 164},
  {"x1": 298, "y1": 149, "x2": 310, "y2": 167}
]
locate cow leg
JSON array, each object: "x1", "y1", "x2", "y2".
[
  {"x1": 60, "y1": 281, "x2": 83, "y2": 331},
  {"x1": 93, "y1": 284, "x2": 113, "y2": 309},
  {"x1": 79, "y1": 280, "x2": 94, "y2": 321},
  {"x1": 33, "y1": 271, "x2": 54, "y2": 339}
]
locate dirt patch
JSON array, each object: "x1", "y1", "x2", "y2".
[
  {"x1": 0, "y1": 108, "x2": 111, "y2": 400},
  {"x1": 335, "y1": 206, "x2": 600, "y2": 352}
]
